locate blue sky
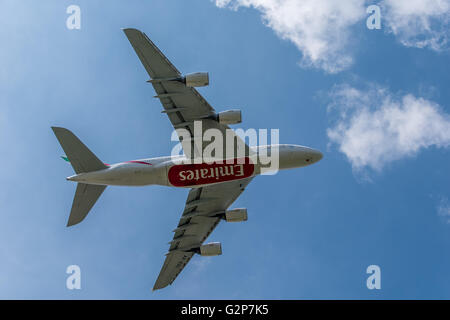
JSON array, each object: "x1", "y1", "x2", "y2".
[{"x1": 0, "y1": 0, "x2": 449, "y2": 299}]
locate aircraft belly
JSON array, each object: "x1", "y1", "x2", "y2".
[{"x1": 72, "y1": 164, "x2": 169, "y2": 186}]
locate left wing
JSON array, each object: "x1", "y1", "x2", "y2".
[
  {"x1": 153, "y1": 177, "x2": 253, "y2": 290},
  {"x1": 122, "y1": 28, "x2": 252, "y2": 160}
]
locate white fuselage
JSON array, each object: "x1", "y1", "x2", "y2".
[{"x1": 67, "y1": 144, "x2": 323, "y2": 188}]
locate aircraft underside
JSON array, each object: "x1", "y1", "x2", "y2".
[{"x1": 66, "y1": 146, "x2": 322, "y2": 188}]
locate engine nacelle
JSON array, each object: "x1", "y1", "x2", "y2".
[
  {"x1": 225, "y1": 208, "x2": 248, "y2": 222},
  {"x1": 184, "y1": 72, "x2": 209, "y2": 87},
  {"x1": 199, "y1": 242, "x2": 222, "y2": 256},
  {"x1": 217, "y1": 110, "x2": 242, "y2": 125}
]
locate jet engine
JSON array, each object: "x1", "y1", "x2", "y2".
[
  {"x1": 217, "y1": 110, "x2": 242, "y2": 125},
  {"x1": 225, "y1": 208, "x2": 248, "y2": 222},
  {"x1": 184, "y1": 72, "x2": 209, "y2": 87},
  {"x1": 199, "y1": 242, "x2": 222, "y2": 256}
]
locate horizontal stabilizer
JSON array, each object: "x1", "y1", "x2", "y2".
[
  {"x1": 52, "y1": 127, "x2": 107, "y2": 174},
  {"x1": 68, "y1": 183, "x2": 106, "y2": 226}
]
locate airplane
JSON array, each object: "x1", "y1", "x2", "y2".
[{"x1": 52, "y1": 28, "x2": 323, "y2": 290}]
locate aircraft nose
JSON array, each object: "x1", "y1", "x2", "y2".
[
  {"x1": 311, "y1": 149, "x2": 323, "y2": 163},
  {"x1": 303, "y1": 148, "x2": 323, "y2": 164}
]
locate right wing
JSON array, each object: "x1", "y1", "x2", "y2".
[
  {"x1": 153, "y1": 177, "x2": 253, "y2": 290},
  {"x1": 123, "y1": 28, "x2": 252, "y2": 160}
]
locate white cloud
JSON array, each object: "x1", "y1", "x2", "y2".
[
  {"x1": 382, "y1": 0, "x2": 450, "y2": 50},
  {"x1": 327, "y1": 84, "x2": 450, "y2": 171},
  {"x1": 437, "y1": 197, "x2": 450, "y2": 223},
  {"x1": 214, "y1": 0, "x2": 366, "y2": 73},
  {"x1": 214, "y1": 0, "x2": 450, "y2": 72}
]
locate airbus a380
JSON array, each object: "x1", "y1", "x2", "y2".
[{"x1": 52, "y1": 28, "x2": 323, "y2": 290}]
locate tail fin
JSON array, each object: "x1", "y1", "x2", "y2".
[
  {"x1": 51, "y1": 127, "x2": 107, "y2": 174},
  {"x1": 51, "y1": 127, "x2": 108, "y2": 226}
]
